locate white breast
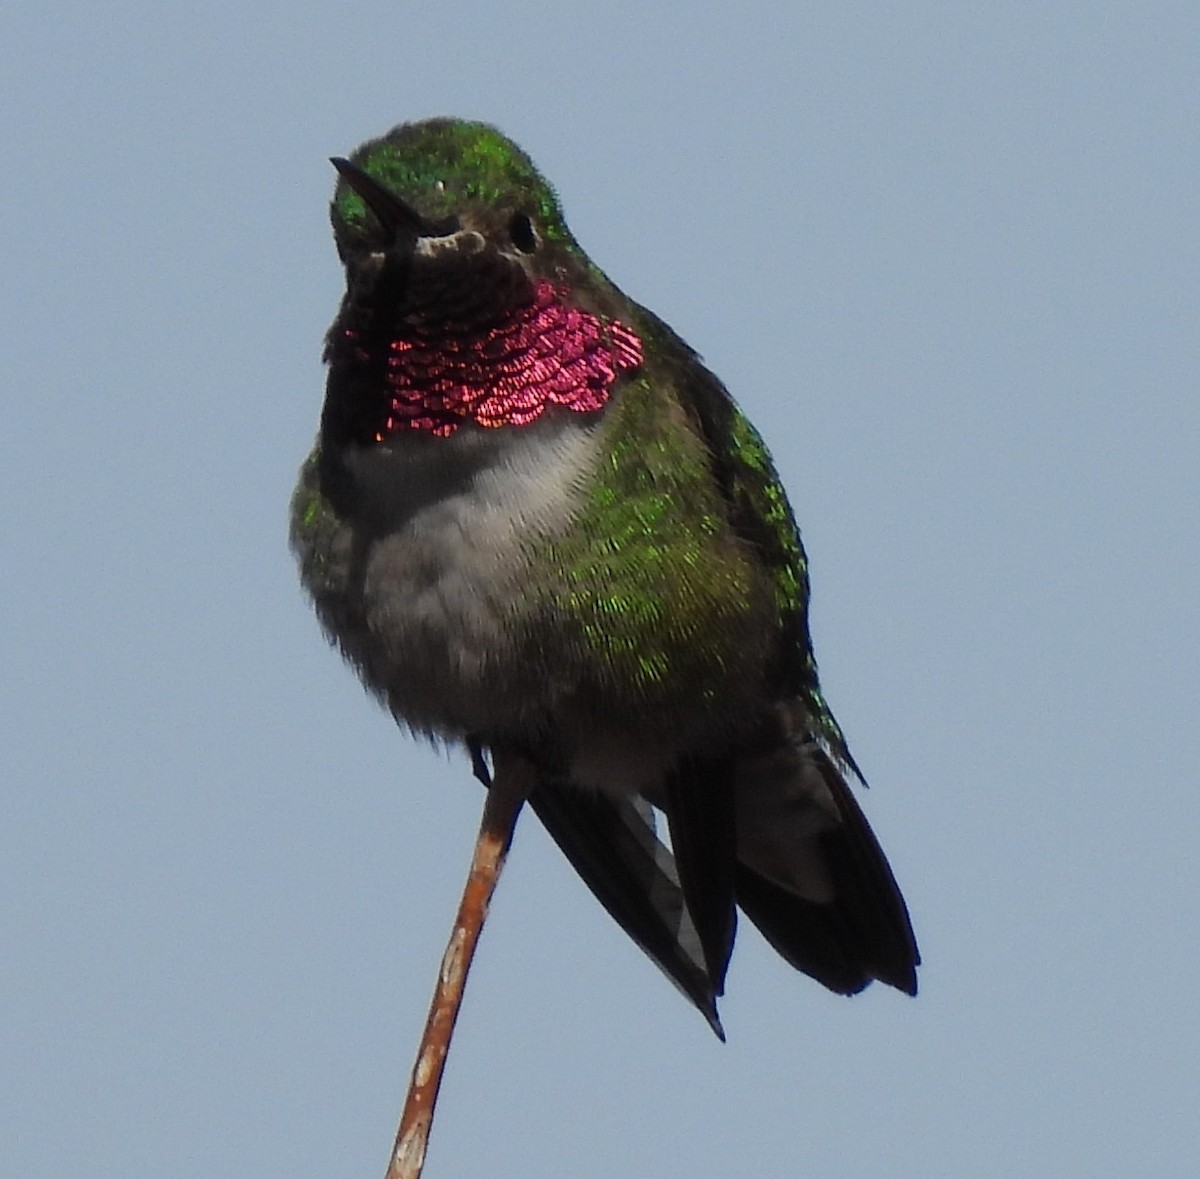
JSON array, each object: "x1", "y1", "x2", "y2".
[{"x1": 341, "y1": 418, "x2": 601, "y2": 737}]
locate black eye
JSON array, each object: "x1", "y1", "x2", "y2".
[{"x1": 509, "y1": 212, "x2": 537, "y2": 253}]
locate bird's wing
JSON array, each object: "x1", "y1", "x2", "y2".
[
  {"x1": 641, "y1": 308, "x2": 857, "y2": 766},
  {"x1": 636, "y1": 310, "x2": 918, "y2": 996}
]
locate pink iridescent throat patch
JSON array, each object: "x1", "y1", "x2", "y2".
[{"x1": 348, "y1": 279, "x2": 643, "y2": 439}]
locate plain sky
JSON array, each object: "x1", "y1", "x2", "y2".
[{"x1": 4, "y1": 4, "x2": 1198, "y2": 1177}]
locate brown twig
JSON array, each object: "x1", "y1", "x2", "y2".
[{"x1": 384, "y1": 752, "x2": 530, "y2": 1179}]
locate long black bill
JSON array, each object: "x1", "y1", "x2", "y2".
[{"x1": 330, "y1": 157, "x2": 432, "y2": 238}]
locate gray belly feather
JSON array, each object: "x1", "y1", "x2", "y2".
[{"x1": 292, "y1": 419, "x2": 600, "y2": 741}]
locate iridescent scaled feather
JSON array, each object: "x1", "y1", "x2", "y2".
[{"x1": 333, "y1": 280, "x2": 641, "y2": 438}]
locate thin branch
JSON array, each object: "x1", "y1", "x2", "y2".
[{"x1": 384, "y1": 751, "x2": 530, "y2": 1179}]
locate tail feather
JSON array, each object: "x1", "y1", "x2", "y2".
[
  {"x1": 525, "y1": 730, "x2": 917, "y2": 1034},
  {"x1": 734, "y1": 738, "x2": 919, "y2": 997},
  {"x1": 664, "y1": 755, "x2": 738, "y2": 995},
  {"x1": 528, "y1": 781, "x2": 726, "y2": 1038},
  {"x1": 734, "y1": 865, "x2": 873, "y2": 993}
]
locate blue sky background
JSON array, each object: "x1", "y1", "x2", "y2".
[{"x1": 4, "y1": 4, "x2": 1198, "y2": 1177}]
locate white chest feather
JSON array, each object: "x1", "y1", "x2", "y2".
[{"x1": 338, "y1": 419, "x2": 600, "y2": 735}]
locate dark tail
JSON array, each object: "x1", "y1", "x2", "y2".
[
  {"x1": 526, "y1": 735, "x2": 918, "y2": 1033},
  {"x1": 528, "y1": 783, "x2": 726, "y2": 1038},
  {"x1": 732, "y1": 737, "x2": 919, "y2": 997}
]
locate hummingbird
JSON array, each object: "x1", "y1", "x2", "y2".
[{"x1": 291, "y1": 117, "x2": 918, "y2": 1037}]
